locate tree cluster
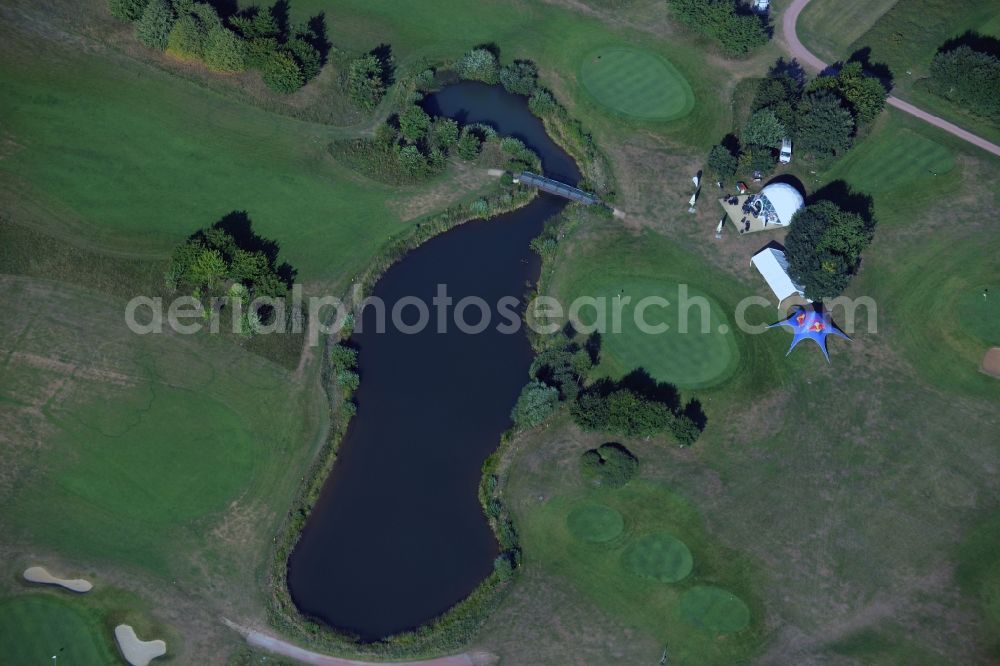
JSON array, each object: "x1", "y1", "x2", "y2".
[
  {"x1": 111, "y1": 0, "x2": 327, "y2": 93},
  {"x1": 928, "y1": 45, "x2": 1000, "y2": 121},
  {"x1": 580, "y1": 443, "x2": 639, "y2": 488},
  {"x1": 667, "y1": 0, "x2": 770, "y2": 56},
  {"x1": 570, "y1": 382, "x2": 701, "y2": 445},
  {"x1": 347, "y1": 50, "x2": 392, "y2": 110},
  {"x1": 785, "y1": 200, "x2": 875, "y2": 299}
]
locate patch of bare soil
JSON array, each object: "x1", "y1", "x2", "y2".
[{"x1": 980, "y1": 347, "x2": 1000, "y2": 378}]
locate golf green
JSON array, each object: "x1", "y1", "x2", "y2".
[
  {"x1": 579, "y1": 47, "x2": 694, "y2": 121},
  {"x1": 0, "y1": 596, "x2": 116, "y2": 665},
  {"x1": 622, "y1": 532, "x2": 693, "y2": 583},
  {"x1": 575, "y1": 278, "x2": 738, "y2": 388},
  {"x1": 567, "y1": 503, "x2": 625, "y2": 542},
  {"x1": 833, "y1": 127, "x2": 955, "y2": 193},
  {"x1": 680, "y1": 586, "x2": 751, "y2": 634}
]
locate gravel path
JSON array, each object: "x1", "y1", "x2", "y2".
[{"x1": 781, "y1": 0, "x2": 1000, "y2": 157}]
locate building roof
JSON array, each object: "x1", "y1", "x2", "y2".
[
  {"x1": 751, "y1": 248, "x2": 808, "y2": 306},
  {"x1": 759, "y1": 183, "x2": 804, "y2": 226}
]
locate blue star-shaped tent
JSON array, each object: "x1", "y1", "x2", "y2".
[{"x1": 769, "y1": 305, "x2": 851, "y2": 362}]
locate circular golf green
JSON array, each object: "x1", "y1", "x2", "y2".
[
  {"x1": 622, "y1": 532, "x2": 693, "y2": 582},
  {"x1": 680, "y1": 586, "x2": 751, "y2": 633},
  {"x1": 575, "y1": 278, "x2": 738, "y2": 388},
  {"x1": 0, "y1": 596, "x2": 116, "y2": 665},
  {"x1": 579, "y1": 47, "x2": 694, "y2": 120},
  {"x1": 567, "y1": 503, "x2": 625, "y2": 542}
]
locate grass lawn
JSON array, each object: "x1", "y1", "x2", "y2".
[
  {"x1": 796, "y1": 0, "x2": 898, "y2": 65},
  {"x1": 578, "y1": 47, "x2": 694, "y2": 121},
  {"x1": 823, "y1": 126, "x2": 955, "y2": 193},
  {"x1": 0, "y1": 595, "x2": 118, "y2": 665},
  {"x1": 517, "y1": 476, "x2": 763, "y2": 664}
]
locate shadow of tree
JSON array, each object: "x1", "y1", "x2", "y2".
[
  {"x1": 808, "y1": 180, "x2": 875, "y2": 227},
  {"x1": 939, "y1": 31, "x2": 1000, "y2": 58}
]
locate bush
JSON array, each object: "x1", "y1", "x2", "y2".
[
  {"x1": 785, "y1": 200, "x2": 874, "y2": 299},
  {"x1": 528, "y1": 89, "x2": 557, "y2": 116},
  {"x1": 669, "y1": 415, "x2": 701, "y2": 447},
  {"x1": 330, "y1": 344, "x2": 358, "y2": 370},
  {"x1": 108, "y1": 0, "x2": 149, "y2": 21},
  {"x1": 707, "y1": 144, "x2": 738, "y2": 181},
  {"x1": 336, "y1": 369, "x2": 360, "y2": 393},
  {"x1": 167, "y1": 14, "x2": 208, "y2": 60},
  {"x1": 511, "y1": 381, "x2": 559, "y2": 428},
  {"x1": 571, "y1": 388, "x2": 671, "y2": 438},
  {"x1": 347, "y1": 54, "x2": 388, "y2": 110},
  {"x1": 399, "y1": 106, "x2": 432, "y2": 142},
  {"x1": 432, "y1": 118, "x2": 460, "y2": 150},
  {"x1": 928, "y1": 45, "x2": 1000, "y2": 120},
  {"x1": 135, "y1": 0, "x2": 175, "y2": 50},
  {"x1": 668, "y1": 0, "x2": 769, "y2": 56},
  {"x1": 284, "y1": 37, "x2": 322, "y2": 81},
  {"x1": 580, "y1": 443, "x2": 639, "y2": 487},
  {"x1": 203, "y1": 26, "x2": 248, "y2": 72},
  {"x1": 455, "y1": 48, "x2": 499, "y2": 84},
  {"x1": 499, "y1": 60, "x2": 538, "y2": 95},
  {"x1": 529, "y1": 346, "x2": 591, "y2": 400},
  {"x1": 261, "y1": 50, "x2": 304, "y2": 93}
]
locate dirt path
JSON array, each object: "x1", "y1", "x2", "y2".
[
  {"x1": 221, "y1": 619, "x2": 497, "y2": 666},
  {"x1": 781, "y1": 0, "x2": 1000, "y2": 158}
]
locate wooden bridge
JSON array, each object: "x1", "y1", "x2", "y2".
[{"x1": 515, "y1": 172, "x2": 601, "y2": 205}]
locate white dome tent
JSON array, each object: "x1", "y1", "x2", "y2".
[{"x1": 756, "y1": 182, "x2": 804, "y2": 227}]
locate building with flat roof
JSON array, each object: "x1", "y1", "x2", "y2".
[{"x1": 751, "y1": 247, "x2": 810, "y2": 309}]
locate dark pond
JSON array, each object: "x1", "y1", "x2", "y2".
[{"x1": 286, "y1": 81, "x2": 581, "y2": 640}]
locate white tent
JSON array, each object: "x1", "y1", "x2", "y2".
[
  {"x1": 751, "y1": 248, "x2": 809, "y2": 306},
  {"x1": 758, "y1": 183, "x2": 804, "y2": 226}
]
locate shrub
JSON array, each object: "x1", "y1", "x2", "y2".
[
  {"x1": 347, "y1": 54, "x2": 387, "y2": 110},
  {"x1": 336, "y1": 369, "x2": 360, "y2": 393},
  {"x1": 511, "y1": 380, "x2": 559, "y2": 428},
  {"x1": 928, "y1": 45, "x2": 1000, "y2": 120},
  {"x1": 167, "y1": 14, "x2": 208, "y2": 60},
  {"x1": 499, "y1": 60, "x2": 538, "y2": 95},
  {"x1": 571, "y1": 388, "x2": 671, "y2": 438},
  {"x1": 397, "y1": 144, "x2": 429, "y2": 175},
  {"x1": 261, "y1": 50, "x2": 304, "y2": 93},
  {"x1": 470, "y1": 198, "x2": 490, "y2": 216},
  {"x1": 668, "y1": 0, "x2": 769, "y2": 56},
  {"x1": 135, "y1": 0, "x2": 175, "y2": 50},
  {"x1": 432, "y1": 118, "x2": 460, "y2": 150},
  {"x1": 284, "y1": 37, "x2": 322, "y2": 81},
  {"x1": 529, "y1": 347, "x2": 592, "y2": 400},
  {"x1": 580, "y1": 443, "x2": 639, "y2": 487},
  {"x1": 785, "y1": 200, "x2": 874, "y2": 299},
  {"x1": 455, "y1": 48, "x2": 499, "y2": 84},
  {"x1": 528, "y1": 89, "x2": 557, "y2": 116},
  {"x1": 203, "y1": 26, "x2": 248, "y2": 72},
  {"x1": 399, "y1": 106, "x2": 432, "y2": 142},
  {"x1": 669, "y1": 415, "x2": 701, "y2": 447},
  {"x1": 108, "y1": 0, "x2": 149, "y2": 21},
  {"x1": 330, "y1": 344, "x2": 358, "y2": 370}
]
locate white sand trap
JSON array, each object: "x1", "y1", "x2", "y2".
[
  {"x1": 486, "y1": 168, "x2": 505, "y2": 177},
  {"x1": 22, "y1": 566, "x2": 92, "y2": 593},
  {"x1": 114, "y1": 625, "x2": 167, "y2": 666}
]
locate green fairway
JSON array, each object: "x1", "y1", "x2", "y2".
[
  {"x1": 570, "y1": 277, "x2": 738, "y2": 389},
  {"x1": 826, "y1": 127, "x2": 955, "y2": 193},
  {"x1": 0, "y1": 596, "x2": 116, "y2": 665},
  {"x1": 679, "y1": 586, "x2": 751, "y2": 633},
  {"x1": 796, "y1": 0, "x2": 897, "y2": 64},
  {"x1": 622, "y1": 532, "x2": 693, "y2": 583},
  {"x1": 567, "y1": 503, "x2": 625, "y2": 543},
  {"x1": 579, "y1": 47, "x2": 694, "y2": 121},
  {"x1": 955, "y1": 283, "x2": 999, "y2": 346}
]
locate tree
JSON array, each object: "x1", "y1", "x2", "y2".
[
  {"x1": 189, "y1": 248, "x2": 227, "y2": 290},
  {"x1": 336, "y1": 369, "x2": 360, "y2": 393},
  {"x1": 796, "y1": 92, "x2": 854, "y2": 156},
  {"x1": 135, "y1": 0, "x2": 175, "y2": 51},
  {"x1": 785, "y1": 200, "x2": 875, "y2": 299},
  {"x1": 571, "y1": 388, "x2": 672, "y2": 438},
  {"x1": 261, "y1": 50, "x2": 304, "y2": 93},
  {"x1": 742, "y1": 108, "x2": 785, "y2": 148},
  {"x1": 203, "y1": 26, "x2": 248, "y2": 72},
  {"x1": 707, "y1": 144, "x2": 738, "y2": 180},
  {"x1": 499, "y1": 60, "x2": 538, "y2": 95},
  {"x1": 330, "y1": 344, "x2": 358, "y2": 370},
  {"x1": 230, "y1": 9, "x2": 280, "y2": 40},
  {"x1": 529, "y1": 346, "x2": 591, "y2": 400},
  {"x1": 455, "y1": 48, "x2": 499, "y2": 84},
  {"x1": 456, "y1": 130, "x2": 482, "y2": 160},
  {"x1": 398, "y1": 106, "x2": 432, "y2": 142},
  {"x1": 283, "y1": 37, "x2": 322, "y2": 81},
  {"x1": 347, "y1": 54, "x2": 387, "y2": 110},
  {"x1": 167, "y1": 14, "x2": 208, "y2": 60},
  {"x1": 511, "y1": 381, "x2": 559, "y2": 428},
  {"x1": 668, "y1": 0, "x2": 769, "y2": 56},
  {"x1": 396, "y1": 145, "x2": 427, "y2": 176},
  {"x1": 108, "y1": 0, "x2": 149, "y2": 21},
  {"x1": 929, "y1": 46, "x2": 1000, "y2": 120},
  {"x1": 834, "y1": 61, "x2": 887, "y2": 124},
  {"x1": 432, "y1": 118, "x2": 460, "y2": 151}
]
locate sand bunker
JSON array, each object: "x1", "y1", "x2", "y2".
[
  {"x1": 22, "y1": 566, "x2": 92, "y2": 593},
  {"x1": 981, "y1": 347, "x2": 1000, "y2": 378},
  {"x1": 115, "y1": 625, "x2": 167, "y2": 666}
]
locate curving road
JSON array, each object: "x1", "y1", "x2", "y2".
[{"x1": 782, "y1": 0, "x2": 1000, "y2": 157}]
